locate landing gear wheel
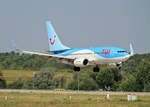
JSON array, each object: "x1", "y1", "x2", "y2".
[
  {"x1": 73, "y1": 67, "x2": 80, "y2": 72},
  {"x1": 116, "y1": 64, "x2": 121, "y2": 70},
  {"x1": 118, "y1": 66, "x2": 121, "y2": 70},
  {"x1": 93, "y1": 67, "x2": 100, "y2": 72}
]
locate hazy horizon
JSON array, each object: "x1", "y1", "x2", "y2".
[{"x1": 0, "y1": 0, "x2": 150, "y2": 54}]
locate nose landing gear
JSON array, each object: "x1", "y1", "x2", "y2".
[{"x1": 116, "y1": 63, "x2": 122, "y2": 70}]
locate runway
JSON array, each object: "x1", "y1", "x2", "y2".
[{"x1": 0, "y1": 89, "x2": 150, "y2": 96}]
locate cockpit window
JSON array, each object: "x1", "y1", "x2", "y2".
[{"x1": 117, "y1": 51, "x2": 128, "y2": 53}]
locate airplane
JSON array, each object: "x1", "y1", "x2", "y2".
[{"x1": 12, "y1": 21, "x2": 134, "y2": 72}]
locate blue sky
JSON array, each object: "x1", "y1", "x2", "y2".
[{"x1": 0, "y1": 0, "x2": 150, "y2": 53}]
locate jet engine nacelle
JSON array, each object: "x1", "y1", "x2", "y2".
[{"x1": 74, "y1": 58, "x2": 89, "y2": 67}]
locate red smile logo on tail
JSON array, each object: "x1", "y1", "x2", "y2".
[{"x1": 49, "y1": 35, "x2": 56, "y2": 45}]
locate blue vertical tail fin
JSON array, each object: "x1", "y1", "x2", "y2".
[{"x1": 46, "y1": 21, "x2": 70, "y2": 52}]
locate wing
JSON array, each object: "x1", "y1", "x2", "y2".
[
  {"x1": 16, "y1": 49, "x2": 75, "y2": 64},
  {"x1": 11, "y1": 40, "x2": 74, "y2": 62}
]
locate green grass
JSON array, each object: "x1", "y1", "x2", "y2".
[
  {"x1": 0, "y1": 92, "x2": 150, "y2": 107},
  {"x1": 2, "y1": 70, "x2": 37, "y2": 84},
  {"x1": 2, "y1": 70, "x2": 73, "y2": 85}
]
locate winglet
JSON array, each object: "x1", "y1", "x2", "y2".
[
  {"x1": 129, "y1": 43, "x2": 134, "y2": 56},
  {"x1": 11, "y1": 40, "x2": 19, "y2": 52}
]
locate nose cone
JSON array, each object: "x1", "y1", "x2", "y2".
[
  {"x1": 122, "y1": 54, "x2": 131, "y2": 62},
  {"x1": 119, "y1": 49, "x2": 131, "y2": 62}
]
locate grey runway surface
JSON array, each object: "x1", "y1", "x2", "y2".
[{"x1": 0, "y1": 89, "x2": 150, "y2": 96}]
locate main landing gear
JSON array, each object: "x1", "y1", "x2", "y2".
[
  {"x1": 73, "y1": 65, "x2": 100, "y2": 72},
  {"x1": 93, "y1": 65, "x2": 100, "y2": 72},
  {"x1": 73, "y1": 66, "x2": 80, "y2": 72}
]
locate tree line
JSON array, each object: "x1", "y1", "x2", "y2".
[
  {"x1": 0, "y1": 51, "x2": 72, "y2": 70},
  {"x1": 0, "y1": 52, "x2": 150, "y2": 92}
]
